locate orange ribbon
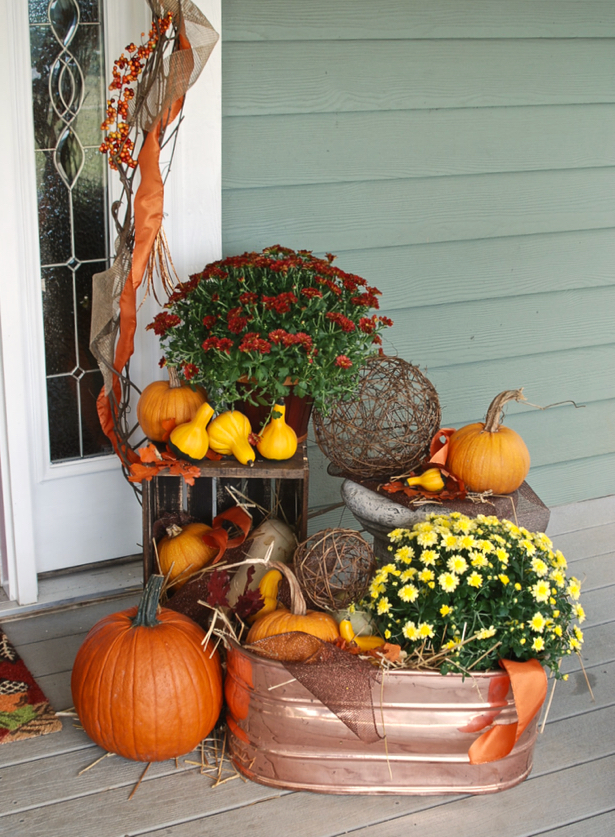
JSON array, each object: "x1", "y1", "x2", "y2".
[
  {"x1": 202, "y1": 506, "x2": 253, "y2": 565},
  {"x1": 428, "y1": 428, "x2": 456, "y2": 466},
  {"x1": 467, "y1": 658, "x2": 548, "y2": 764}
]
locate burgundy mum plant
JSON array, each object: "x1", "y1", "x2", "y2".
[{"x1": 148, "y1": 245, "x2": 392, "y2": 414}]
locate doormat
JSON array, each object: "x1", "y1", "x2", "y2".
[{"x1": 0, "y1": 628, "x2": 62, "y2": 744}]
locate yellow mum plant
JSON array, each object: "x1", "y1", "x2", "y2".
[{"x1": 365, "y1": 512, "x2": 585, "y2": 678}]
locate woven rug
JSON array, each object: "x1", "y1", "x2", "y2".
[{"x1": 0, "y1": 628, "x2": 62, "y2": 744}]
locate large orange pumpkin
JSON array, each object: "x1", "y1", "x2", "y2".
[
  {"x1": 446, "y1": 389, "x2": 530, "y2": 495},
  {"x1": 71, "y1": 575, "x2": 223, "y2": 762},
  {"x1": 246, "y1": 562, "x2": 339, "y2": 644},
  {"x1": 137, "y1": 366, "x2": 207, "y2": 442}
]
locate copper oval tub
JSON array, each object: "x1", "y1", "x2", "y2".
[{"x1": 224, "y1": 641, "x2": 540, "y2": 795}]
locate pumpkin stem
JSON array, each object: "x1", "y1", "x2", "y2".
[
  {"x1": 267, "y1": 561, "x2": 307, "y2": 616},
  {"x1": 133, "y1": 575, "x2": 164, "y2": 628},
  {"x1": 165, "y1": 523, "x2": 183, "y2": 539},
  {"x1": 168, "y1": 366, "x2": 182, "y2": 389},
  {"x1": 483, "y1": 389, "x2": 526, "y2": 433}
]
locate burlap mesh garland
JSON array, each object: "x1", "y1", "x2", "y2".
[
  {"x1": 313, "y1": 355, "x2": 441, "y2": 480},
  {"x1": 247, "y1": 633, "x2": 382, "y2": 744}
]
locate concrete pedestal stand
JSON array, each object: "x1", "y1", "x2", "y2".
[{"x1": 341, "y1": 479, "x2": 550, "y2": 562}]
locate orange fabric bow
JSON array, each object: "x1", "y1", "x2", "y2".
[
  {"x1": 468, "y1": 658, "x2": 548, "y2": 764},
  {"x1": 202, "y1": 506, "x2": 253, "y2": 565},
  {"x1": 428, "y1": 427, "x2": 456, "y2": 466}
]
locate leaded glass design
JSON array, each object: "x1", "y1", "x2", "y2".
[{"x1": 29, "y1": 0, "x2": 112, "y2": 461}]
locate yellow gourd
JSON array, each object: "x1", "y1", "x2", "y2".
[
  {"x1": 246, "y1": 562, "x2": 339, "y2": 644},
  {"x1": 248, "y1": 568, "x2": 283, "y2": 623},
  {"x1": 405, "y1": 467, "x2": 445, "y2": 493},
  {"x1": 339, "y1": 619, "x2": 385, "y2": 651},
  {"x1": 169, "y1": 402, "x2": 214, "y2": 463},
  {"x1": 207, "y1": 410, "x2": 255, "y2": 466},
  {"x1": 256, "y1": 404, "x2": 298, "y2": 460}
]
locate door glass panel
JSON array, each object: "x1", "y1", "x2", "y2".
[{"x1": 29, "y1": 0, "x2": 110, "y2": 462}]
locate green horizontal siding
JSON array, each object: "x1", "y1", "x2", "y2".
[
  {"x1": 223, "y1": 40, "x2": 615, "y2": 117},
  {"x1": 223, "y1": 105, "x2": 615, "y2": 188},
  {"x1": 386, "y1": 286, "x2": 615, "y2": 369},
  {"x1": 430, "y1": 345, "x2": 615, "y2": 423},
  {"x1": 330, "y1": 230, "x2": 615, "y2": 310},
  {"x1": 224, "y1": 1, "x2": 615, "y2": 41},
  {"x1": 527, "y1": 455, "x2": 615, "y2": 508},
  {"x1": 223, "y1": 168, "x2": 615, "y2": 255},
  {"x1": 222, "y1": 0, "x2": 615, "y2": 509}
]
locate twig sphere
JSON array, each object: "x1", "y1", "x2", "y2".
[
  {"x1": 313, "y1": 355, "x2": 441, "y2": 480},
  {"x1": 293, "y1": 528, "x2": 376, "y2": 611}
]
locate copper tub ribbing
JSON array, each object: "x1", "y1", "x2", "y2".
[{"x1": 224, "y1": 641, "x2": 540, "y2": 795}]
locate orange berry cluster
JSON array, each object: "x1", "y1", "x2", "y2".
[{"x1": 99, "y1": 12, "x2": 174, "y2": 170}]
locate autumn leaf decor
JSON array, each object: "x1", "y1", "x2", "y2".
[
  {"x1": 381, "y1": 465, "x2": 466, "y2": 503},
  {"x1": 202, "y1": 567, "x2": 264, "y2": 623},
  {"x1": 128, "y1": 443, "x2": 202, "y2": 485}
]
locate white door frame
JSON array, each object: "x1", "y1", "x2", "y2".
[{"x1": 0, "y1": 0, "x2": 221, "y2": 604}]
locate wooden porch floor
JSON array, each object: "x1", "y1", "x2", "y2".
[{"x1": 0, "y1": 499, "x2": 613, "y2": 837}]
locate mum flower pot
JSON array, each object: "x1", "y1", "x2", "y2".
[{"x1": 224, "y1": 640, "x2": 542, "y2": 795}]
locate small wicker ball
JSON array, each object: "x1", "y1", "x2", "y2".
[
  {"x1": 313, "y1": 355, "x2": 441, "y2": 480},
  {"x1": 293, "y1": 528, "x2": 376, "y2": 611}
]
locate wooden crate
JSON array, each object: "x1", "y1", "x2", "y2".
[{"x1": 142, "y1": 444, "x2": 309, "y2": 581}]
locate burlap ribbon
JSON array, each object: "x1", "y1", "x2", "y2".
[{"x1": 90, "y1": 0, "x2": 219, "y2": 461}]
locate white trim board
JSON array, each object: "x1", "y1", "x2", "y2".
[{"x1": 0, "y1": 556, "x2": 143, "y2": 622}]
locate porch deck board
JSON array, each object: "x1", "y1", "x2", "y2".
[{"x1": 0, "y1": 519, "x2": 613, "y2": 837}]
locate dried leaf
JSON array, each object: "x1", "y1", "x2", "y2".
[
  {"x1": 127, "y1": 443, "x2": 201, "y2": 485},
  {"x1": 137, "y1": 443, "x2": 164, "y2": 463},
  {"x1": 233, "y1": 588, "x2": 264, "y2": 621},
  {"x1": 378, "y1": 643, "x2": 402, "y2": 663},
  {"x1": 205, "y1": 569, "x2": 231, "y2": 608},
  {"x1": 160, "y1": 417, "x2": 176, "y2": 442},
  {"x1": 128, "y1": 463, "x2": 158, "y2": 483}
]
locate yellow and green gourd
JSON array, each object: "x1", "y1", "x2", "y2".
[
  {"x1": 169, "y1": 402, "x2": 214, "y2": 463},
  {"x1": 405, "y1": 468, "x2": 445, "y2": 493},
  {"x1": 256, "y1": 404, "x2": 298, "y2": 460},
  {"x1": 207, "y1": 410, "x2": 255, "y2": 466}
]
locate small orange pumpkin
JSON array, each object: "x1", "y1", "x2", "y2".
[
  {"x1": 446, "y1": 389, "x2": 530, "y2": 495},
  {"x1": 137, "y1": 366, "x2": 207, "y2": 442},
  {"x1": 246, "y1": 562, "x2": 339, "y2": 644},
  {"x1": 71, "y1": 575, "x2": 223, "y2": 762},
  {"x1": 157, "y1": 521, "x2": 218, "y2": 588}
]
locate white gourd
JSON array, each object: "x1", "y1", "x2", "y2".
[{"x1": 227, "y1": 518, "x2": 297, "y2": 608}]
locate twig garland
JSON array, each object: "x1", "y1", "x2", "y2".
[{"x1": 90, "y1": 0, "x2": 219, "y2": 488}]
